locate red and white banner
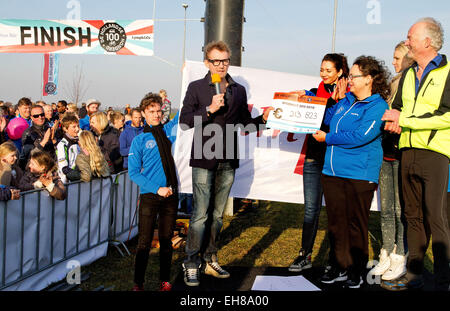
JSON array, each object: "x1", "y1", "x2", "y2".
[
  {"x1": 42, "y1": 53, "x2": 59, "y2": 96},
  {"x1": 0, "y1": 19, "x2": 154, "y2": 56}
]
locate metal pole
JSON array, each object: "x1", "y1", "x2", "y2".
[
  {"x1": 332, "y1": 0, "x2": 338, "y2": 52},
  {"x1": 204, "y1": 0, "x2": 245, "y2": 66},
  {"x1": 182, "y1": 3, "x2": 188, "y2": 64}
]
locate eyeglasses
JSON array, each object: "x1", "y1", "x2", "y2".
[
  {"x1": 348, "y1": 74, "x2": 365, "y2": 80},
  {"x1": 207, "y1": 58, "x2": 230, "y2": 66},
  {"x1": 32, "y1": 113, "x2": 45, "y2": 118}
]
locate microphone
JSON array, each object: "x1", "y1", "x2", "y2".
[{"x1": 211, "y1": 73, "x2": 221, "y2": 95}]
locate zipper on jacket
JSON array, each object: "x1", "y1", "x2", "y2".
[
  {"x1": 330, "y1": 99, "x2": 359, "y2": 176},
  {"x1": 421, "y1": 78, "x2": 434, "y2": 97}
]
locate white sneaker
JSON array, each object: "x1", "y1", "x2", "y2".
[
  {"x1": 368, "y1": 249, "x2": 390, "y2": 276},
  {"x1": 382, "y1": 253, "x2": 407, "y2": 281}
]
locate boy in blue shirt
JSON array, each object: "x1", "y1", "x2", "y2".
[{"x1": 128, "y1": 93, "x2": 179, "y2": 291}]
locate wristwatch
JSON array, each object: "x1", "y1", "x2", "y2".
[{"x1": 206, "y1": 106, "x2": 212, "y2": 117}]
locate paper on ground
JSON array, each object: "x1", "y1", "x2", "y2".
[{"x1": 251, "y1": 275, "x2": 321, "y2": 291}]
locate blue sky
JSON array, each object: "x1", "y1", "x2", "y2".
[{"x1": 1, "y1": 0, "x2": 450, "y2": 110}]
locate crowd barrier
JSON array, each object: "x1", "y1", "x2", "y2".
[
  {"x1": 109, "y1": 171, "x2": 140, "y2": 255},
  {"x1": 0, "y1": 171, "x2": 140, "y2": 291}
]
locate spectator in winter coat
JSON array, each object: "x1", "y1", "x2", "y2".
[
  {"x1": 119, "y1": 108, "x2": 144, "y2": 169},
  {"x1": 159, "y1": 89, "x2": 171, "y2": 124},
  {"x1": 20, "y1": 105, "x2": 56, "y2": 169},
  {"x1": 90, "y1": 112, "x2": 123, "y2": 174},
  {"x1": 0, "y1": 141, "x2": 23, "y2": 188},
  {"x1": 79, "y1": 99, "x2": 100, "y2": 131},
  {"x1": 56, "y1": 114, "x2": 81, "y2": 183},
  {"x1": 10, "y1": 97, "x2": 32, "y2": 151},
  {"x1": 19, "y1": 149, "x2": 66, "y2": 200},
  {"x1": 76, "y1": 130, "x2": 110, "y2": 182}
]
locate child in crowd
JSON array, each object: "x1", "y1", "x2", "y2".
[
  {"x1": 76, "y1": 130, "x2": 110, "y2": 182},
  {"x1": 0, "y1": 141, "x2": 23, "y2": 188},
  {"x1": 19, "y1": 150, "x2": 66, "y2": 200},
  {"x1": 56, "y1": 114, "x2": 81, "y2": 183}
]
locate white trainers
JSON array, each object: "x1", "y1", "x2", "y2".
[
  {"x1": 369, "y1": 249, "x2": 391, "y2": 276},
  {"x1": 382, "y1": 253, "x2": 407, "y2": 281}
]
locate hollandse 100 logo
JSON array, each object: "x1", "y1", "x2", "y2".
[{"x1": 98, "y1": 22, "x2": 127, "y2": 53}]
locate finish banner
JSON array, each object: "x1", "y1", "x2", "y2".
[
  {"x1": 0, "y1": 19, "x2": 154, "y2": 56},
  {"x1": 43, "y1": 53, "x2": 59, "y2": 96}
]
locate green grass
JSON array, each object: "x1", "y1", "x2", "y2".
[{"x1": 76, "y1": 200, "x2": 435, "y2": 291}]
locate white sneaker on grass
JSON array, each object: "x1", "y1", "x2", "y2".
[
  {"x1": 368, "y1": 248, "x2": 390, "y2": 276},
  {"x1": 382, "y1": 253, "x2": 407, "y2": 281}
]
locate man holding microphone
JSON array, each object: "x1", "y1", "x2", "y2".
[{"x1": 180, "y1": 40, "x2": 273, "y2": 287}]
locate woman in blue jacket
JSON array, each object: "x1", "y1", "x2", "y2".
[{"x1": 313, "y1": 56, "x2": 390, "y2": 288}]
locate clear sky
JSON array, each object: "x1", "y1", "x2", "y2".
[{"x1": 1, "y1": 0, "x2": 450, "y2": 110}]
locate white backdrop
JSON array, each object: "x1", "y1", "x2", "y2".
[{"x1": 174, "y1": 61, "x2": 380, "y2": 210}]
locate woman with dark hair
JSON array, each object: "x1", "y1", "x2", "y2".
[
  {"x1": 313, "y1": 55, "x2": 390, "y2": 288},
  {"x1": 289, "y1": 53, "x2": 349, "y2": 273}
]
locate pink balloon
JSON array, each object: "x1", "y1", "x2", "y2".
[{"x1": 6, "y1": 117, "x2": 29, "y2": 140}]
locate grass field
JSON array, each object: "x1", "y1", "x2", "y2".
[{"x1": 77, "y1": 200, "x2": 435, "y2": 291}]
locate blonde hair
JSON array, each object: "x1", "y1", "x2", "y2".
[
  {"x1": 395, "y1": 41, "x2": 414, "y2": 70},
  {"x1": 109, "y1": 111, "x2": 124, "y2": 124},
  {"x1": 90, "y1": 112, "x2": 109, "y2": 134},
  {"x1": 0, "y1": 142, "x2": 17, "y2": 170},
  {"x1": 67, "y1": 103, "x2": 78, "y2": 113},
  {"x1": 78, "y1": 131, "x2": 109, "y2": 177}
]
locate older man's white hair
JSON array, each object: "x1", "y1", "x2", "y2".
[{"x1": 416, "y1": 17, "x2": 444, "y2": 51}]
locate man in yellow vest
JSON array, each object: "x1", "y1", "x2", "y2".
[{"x1": 383, "y1": 17, "x2": 450, "y2": 291}]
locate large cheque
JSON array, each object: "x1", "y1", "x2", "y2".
[{"x1": 266, "y1": 92, "x2": 328, "y2": 134}]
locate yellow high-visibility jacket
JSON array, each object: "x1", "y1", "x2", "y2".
[{"x1": 392, "y1": 55, "x2": 450, "y2": 158}]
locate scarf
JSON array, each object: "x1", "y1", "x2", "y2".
[{"x1": 144, "y1": 123, "x2": 178, "y2": 193}]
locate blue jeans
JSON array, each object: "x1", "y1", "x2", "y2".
[
  {"x1": 379, "y1": 159, "x2": 406, "y2": 255},
  {"x1": 301, "y1": 159, "x2": 324, "y2": 254},
  {"x1": 184, "y1": 162, "x2": 235, "y2": 267}
]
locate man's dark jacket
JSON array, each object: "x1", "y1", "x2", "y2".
[
  {"x1": 180, "y1": 72, "x2": 265, "y2": 170},
  {"x1": 20, "y1": 123, "x2": 56, "y2": 169}
]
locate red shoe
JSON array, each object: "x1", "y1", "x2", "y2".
[
  {"x1": 159, "y1": 281, "x2": 172, "y2": 291},
  {"x1": 132, "y1": 284, "x2": 144, "y2": 291}
]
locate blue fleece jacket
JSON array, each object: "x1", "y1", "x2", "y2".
[
  {"x1": 79, "y1": 115, "x2": 90, "y2": 131},
  {"x1": 322, "y1": 92, "x2": 388, "y2": 183},
  {"x1": 119, "y1": 123, "x2": 144, "y2": 169},
  {"x1": 128, "y1": 112, "x2": 179, "y2": 194}
]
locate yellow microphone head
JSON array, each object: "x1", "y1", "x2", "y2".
[{"x1": 211, "y1": 73, "x2": 221, "y2": 84}]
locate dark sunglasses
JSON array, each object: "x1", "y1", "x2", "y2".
[{"x1": 32, "y1": 113, "x2": 45, "y2": 118}]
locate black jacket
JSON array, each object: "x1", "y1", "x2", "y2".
[
  {"x1": 20, "y1": 123, "x2": 56, "y2": 169},
  {"x1": 180, "y1": 72, "x2": 265, "y2": 170},
  {"x1": 96, "y1": 125, "x2": 123, "y2": 174},
  {"x1": 0, "y1": 186, "x2": 13, "y2": 201}
]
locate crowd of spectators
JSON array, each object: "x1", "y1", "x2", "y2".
[{"x1": 0, "y1": 89, "x2": 172, "y2": 202}]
